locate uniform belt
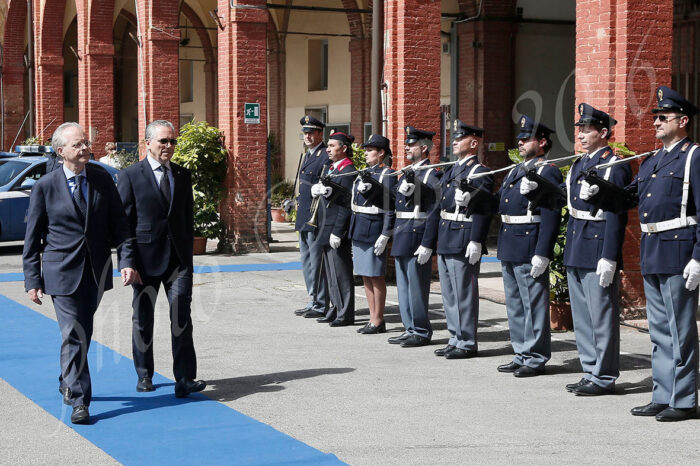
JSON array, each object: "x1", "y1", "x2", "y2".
[
  {"x1": 640, "y1": 216, "x2": 698, "y2": 233},
  {"x1": 351, "y1": 205, "x2": 389, "y2": 214},
  {"x1": 569, "y1": 206, "x2": 604, "y2": 222},
  {"x1": 396, "y1": 211, "x2": 428, "y2": 220},
  {"x1": 500, "y1": 214, "x2": 541, "y2": 224},
  {"x1": 440, "y1": 210, "x2": 472, "y2": 222}
]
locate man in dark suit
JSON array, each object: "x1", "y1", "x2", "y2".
[
  {"x1": 23, "y1": 122, "x2": 140, "y2": 424},
  {"x1": 117, "y1": 120, "x2": 206, "y2": 398}
]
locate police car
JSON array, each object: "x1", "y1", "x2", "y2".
[{"x1": 0, "y1": 145, "x2": 119, "y2": 241}]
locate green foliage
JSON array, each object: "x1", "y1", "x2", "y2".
[
  {"x1": 22, "y1": 137, "x2": 49, "y2": 146},
  {"x1": 171, "y1": 121, "x2": 228, "y2": 240},
  {"x1": 549, "y1": 206, "x2": 570, "y2": 302},
  {"x1": 608, "y1": 141, "x2": 635, "y2": 157},
  {"x1": 351, "y1": 143, "x2": 367, "y2": 170},
  {"x1": 113, "y1": 149, "x2": 138, "y2": 168},
  {"x1": 271, "y1": 179, "x2": 295, "y2": 207},
  {"x1": 507, "y1": 147, "x2": 522, "y2": 164}
]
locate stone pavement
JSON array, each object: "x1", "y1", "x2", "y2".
[{"x1": 0, "y1": 223, "x2": 699, "y2": 465}]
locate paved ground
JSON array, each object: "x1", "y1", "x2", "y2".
[{"x1": 1, "y1": 223, "x2": 699, "y2": 465}]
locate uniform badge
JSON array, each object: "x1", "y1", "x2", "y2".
[
  {"x1": 658, "y1": 88, "x2": 663, "y2": 101},
  {"x1": 329, "y1": 129, "x2": 336, "y2": 136},
  {"x1": 453, "y1": 120, "x2": 458, "y2": 131},
  {"x1": 682, "y1": 142, "x2": 690, "y2": 152},
  {"x1": 405, "y1": 126, "x2": 410, "y2": 133},
  {"x1": 600, "y1": 149, "x2": 609, "y2": 160},
  {"x1": 578, "y1": 103, "x2": 584, "y2": 115},
  {"x1": 520, "y1": 117, "x2": 526, "y2": 127},
  {"x1": 304, "y1": 115, "x2": 310, "y2": 124}
]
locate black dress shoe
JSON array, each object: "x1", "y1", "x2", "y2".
[
  {"x1": 444, "y1": 347, "x2": 478, "y2": 359},
  {"x1": 58, "y1": 387, "x2": 72, "y2": 405},
  {"x1": 136, "y1": 377, "x2": 155, "y2": 392},
  {"x1": 400, "y1": 335, "x2": 430, "y2": 347},
  {"x1": 357, "y1": 323, "x2": 370, "y2": 333},
  {"x1": 630, "y1": 402, "x2": 669, "y2": 417},
  {"x1": 317, "y1": 315, "x2": 335, "y2": 323},
  {"x1": 434, "y1": 345, "x2": 455, "y2": 356},
  {"x1": 655, "y1": 407, "x2": 697, "y2": 422},
  {"x1": 388, "y1": 332, "x2": 410, "y2": 344},
  {"x1": 360, "y1": 322, "x2": 387, "y2": 334},
  {"x1": 71, "y1": 405, "x2": 89, "y2": 424},
  {"x1": 497, "y1": 361, "x2": 522, "y2": 373},
  {"x1": 565, "y1": 378, "x2": 588, "y2": 392},
  {"x1": 329, "y1": 319, "x2": 353, "y2": 327},
  {"x1": 175, "y1": 378, "x2": 207, "y2": 398},
  {"x1": 513, "y1": 366, "x2": 544, "y2": 378},
  {"x1": 572, "y1": 381, "x2": 614, "y2": 396},
  {"x1": 294, "y1": 308, "x2": 311, "y2": 316},
  {"x1": 303, "y1": 310, "x2": 325, "y2": 318}
]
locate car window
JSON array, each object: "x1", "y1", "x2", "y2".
[
  {"x1": 14, "y1": 162, "x2": 47, "y2": 188},
  {"x1": 0, "y1": 161, "x2": 30, "y2": 187}
]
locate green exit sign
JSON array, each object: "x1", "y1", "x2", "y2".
[{"x1": 244, "y1": 103, "x2": 260, "y2": 124}]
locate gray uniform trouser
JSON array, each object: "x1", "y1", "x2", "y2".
[
  {"x1": 438, "y1": 253, "x2": 479, "y2": 351},
  {"x1": 299, "y1": 229, "x2": 328, "y2": 312},
  {"x1": 322, "y1": 240, "x2": 355, "y2": 323},
  {"x1": 567, "y1": 267, "x2": 620, "y2": 389},
  {"x1": 643, "y1": 273, "x2": 699, "y2": 409},
  {"x1": 395, "y1": 255, "x2": 433, "y2": 339},
  {"x1": 501, "y1": 261, "x2": 551, "y2": 369}
]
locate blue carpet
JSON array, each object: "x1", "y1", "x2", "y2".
[{"x1": 0, "y1": 294, "x2": 342, "y2": 465}]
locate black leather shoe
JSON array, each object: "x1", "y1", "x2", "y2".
[
  {"x1": 329, "y1": 319, "x2": 353, "y2": 327},
  {"x1": 303, "y1": 310, "x2": 325, "y2": 319},
  {"x1": 400, "y1": 335, "x2": 430, "y2": 347},
  {"x1": 655, "y1": 407, "x2": 697, "y2": 422},
  {"x1": 513, "y1": 366, "x2": 544, "y2": 378},
  {"x1": 444, "y1": 347, "x2": 478, "y2": 359},
  {"x1": 565, "y1": 378, "x2": 588, "y2": 392},
  {"x1": 58, "y1": 387, "x2": 72, "y2": 405},
  {"x1": 175, "y1": 378, "x2": 207, "y2": 398},
  {"x1": 71, "y1": 405, "x2": 89, "y2": 424},
  {"x1": 630, "y1": 402, "x2": 669, "y2": 417},
  {"x1": 136, "y1": 377, "x2": 155, "y2": 392},
  {"x1": 360, "y1": 322, "x2": 386, "y2": 334},
  {"x1": 294, "y1": 308, "x2": 310, "y2": 316},
  {"x1": 388, "y1": 332, "x2": 410, "y2": 344},
  {"x1": 434, "y1": 345, "x2": 455, "y2": 356},
  {"x1": 317, "y1": 315, "x2": 335, "y2": 323},
  {"x1": 572, "y1": 381, "x2": 614, "y2": 396},
  {"x1": 497, "y1": 362, "x2": 522, "y2": 373},
  {"x1": 357, "y1": 323, "x2": 370, "y2": 333}
]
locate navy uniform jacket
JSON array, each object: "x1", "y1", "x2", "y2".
[
  {"x1": 23, "y1": 164, "x2": 135, "y2": 295},
  {"x1": 626, "y1": 138, "x2": 700, "y2": 275},
  {"x1": 563, "y1": 147, "x2": 631, "y2": 269},
  {"x1": 295, "y1": 143, "x2": 331, "y2": 232},
  {"x1": 436, "y1": 157, "x2": 493, "y2": 255},
  {"x1": 348, "y1": 164, "x2": 396, "y2": 243},
  {"x1": 316, "y1": 160, "x2": 356, "y2": 246},
  {"x1": 390, "y1": 160, "x2": 443, "y2": 257},
  {"x1": 497, "y1": 158, "x2": 562, "y2": 263}
]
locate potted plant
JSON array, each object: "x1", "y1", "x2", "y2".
[
  {"x1": 171, "y1": 121, "x2": 228, "y2": 254},
  {"x1": 270, "y1": 177, "x2": 295, "y2": 223}
]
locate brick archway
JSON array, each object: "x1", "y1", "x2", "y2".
[
  {"x1": 2, "y1": 0, "x2": 27, "y2": 150},
  {"x1": 341, "y1": 0, "x2": 371, "y2": 140}
]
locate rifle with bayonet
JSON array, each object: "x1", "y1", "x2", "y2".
[
  {"x1": 387, "y1": 161, "x2": 457, "y2": 209},
  {"x1": 329, "y1": 167, "x2": 396, "y2": 209},
  {"x1": 523, "y1": 166, "x2": 567, "y2": 211}
]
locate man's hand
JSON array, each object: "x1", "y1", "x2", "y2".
[
  {"x1": 596, "y1": 258, "x2": 616, "y2": 288},
  {"x1": 374, "y1": 234, "x2": 390, "y2": 256},
  {"x1": 520, "y1": 178, "x2": 538, "y2": 195},
  {"x1": 121, "y1": 267, "x2": 143, "y2": 286},
  {"x1": 329, "y1": 234, "x2": 342, "y2": 249},
  {"x1": 683, "y1": 259, "x2": 700, "y2": 291},
  {"x1": 465, "y1": 241, "x2": 481, "y2": 265},
  {"x1": 530, "y1": 255, "x2": 550, "y2": 278},
  {"x1": 579, "y1": 180, "x2": 600, "y2": 200},
  {"x1": 28, "y1": 288, "x2": 43, "y2": 305},
  {"x1": 414, "y1": 246, "x2": 433, "y2": 265},
  {"x1": 357, "y1": 181, "x2": 372, "y2": 194},
  {"x1": 311, "y1": 183, "x2": 324, "y2": 198},
  {"x1": 454, "y1": 189, "x2": 471, "y2": 207},
  {"x1": 398, "y1": 180, "x2": 416, "y2": 197}
]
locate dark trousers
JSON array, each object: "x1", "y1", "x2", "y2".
[
  {"x1": 53, "y1": 261, "x2": 99, "y2": 407},
  {"x1": 322, "y1": 240, "x2": 355, "y2": 323},
  {"x1": 131, "y1": 252, "x2": 196, "y2": 381}
]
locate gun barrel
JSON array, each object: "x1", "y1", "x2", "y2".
[
  {"x1": 468, "y1": 163, "x2": 518, "y2": 180},
  {"x1": 385, "y1": 160, "x2": 459, "y2": 176},
  {"x1": 594, "y1": 150, "x2": 658, "y2": 170},
  {"x1": 534, "y1": 153, "x2": 582, "y2": 167}
]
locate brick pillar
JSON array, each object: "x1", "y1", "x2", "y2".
[
  {"x1": 218, "y1": 0, "x2": 269, "y2": 253},
  {"x1": 267, "y1": 23, "x2": 285, "y2": 176},
  {"x1": 34, "y1": 0, "x2": 65, "y2": 142},
  {"x1": 204, "y1": 62, "x2": 218, "y2": 126},
  {"x1": 576, "y1": 0, "x2": 673, "y2": 314},
  {"x1": 79, "y1": 43, "x2": 116, "y2": 158},
  {"x1": 2, "y1": 0, "x2": 27, "y2": 150},
  {"x1": 384, "y1": 0, "x2": 442, "y2": 167},
  {"x1": 349, "y1": 37, "x2": 371, "y2": 139}
]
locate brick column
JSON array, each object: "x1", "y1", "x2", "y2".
[
  {"x1": 34, "y1": 0, "x2": 65, "y2": 142},
  {"x1": 218, "y1": 0, "x2": 269, "y2": 253},
  {"x1": 349, "y1": 37, "x2": 371, "y2": 139},
  {"x1": 576, "y1": 0, "x2": 673, "y2": 314},
  {"x1": 2, "y1": 0, "x2": 27, "y2": 150},
  {"x1": 384, "y1": 0, "x2": 442, "y2": 167},
  {"x1": 79, "y1": 43, "x2": 116, "y2": 158},
  {"x1": 267, "y1": 24, "x2": 284, "y2": 176}
]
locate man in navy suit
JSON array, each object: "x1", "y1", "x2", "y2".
[
  {"x1": 23, "y1": 122, "x2": 140, "y2": 424},
  {"x1": 117, "y1": 120, "x2": 206, "y2": 398}
]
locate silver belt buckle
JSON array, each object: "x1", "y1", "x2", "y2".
[{"x1": 647, "y1": 223, "x2": 657, "y2": 233}]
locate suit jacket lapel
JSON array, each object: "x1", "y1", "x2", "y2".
[
  {"x1": 56, "y1": 169, "x2": 84, "y2": 225},
  {"x1": 653, "y1": 139, "x2": 687, "y2": 173},
  {"x1": 140, "y1": 158, "x2": 170, "y2": 212}
]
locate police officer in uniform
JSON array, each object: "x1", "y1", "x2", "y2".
[
  {"x1": 434, "y1": 120, "x2": 493, "y2": 359},
  {"x1": 293, "y1": 116, "x2": 332, "y2": 319},
  {"x1": 311, "y1": 131, "x2": 356, "y2": 326},
  {"x1": 563, "y1": 104, "x2": 631, "y2": 396},
  {"x1": 349, "y1": 135, "x2": 396, "y2": 334},
  {"x1": 389, "y1": 126, "x2": 442, "y2": 347},
  {"x1": 497, "y1": 115, "x2": 562, "y2": 377},
  {"x1": 595, "y1": 87, "x2": 699, "y2": 421}
]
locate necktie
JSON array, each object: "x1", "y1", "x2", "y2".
[
  {"x1": 160, "y1": 165, "x2": 172, "y2": 205},
  {"x1": 73, "y1": 175, "x2": 87, "y2": 219},
  {"x1": 654, "y1": 149, "x2": 667, "y2": 171}
]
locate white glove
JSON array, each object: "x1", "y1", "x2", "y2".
[
  {"x1": 530, "y1": 255, "x2": 550, "y2": 278},
  {"x1": 357, "y1": 181, "x2": 372, "y2": 194},
  {"x1": 398, "y1": 180, "x2": 416, "y2": 197},
  {"x1": 520, "y1": 178, "x2": 538, "y2": 195},
  {"x1": 465, "y1": 241, "x2": 481, "y2": 265},
  {"x1": 596, "y1": 258, "x2": 616, "y2": 288},
  {"x1": 454, "y1": 189, "x2": 471, "y2": 207},
  {"x1": 311, "y1": 183, "x2": 324, "y2": 198},
  {"x1": 329, "y1": 234, "x2": 342, "y2": 249},
  {"x1": 374, "y1": 235, "x2": 389, "y2": 256},
  {"x1": 321, "y1": 185, "x2": 333, "y2": 198},
  {"x1": 414, "y1": 246, "x2": 433, "y2": 265},
  {"x1": 579, "y1": 180, "x2": 600, "y2": 200},
  {"x1": 683, "y1": 259, "x2": 700, "y2": 291}
]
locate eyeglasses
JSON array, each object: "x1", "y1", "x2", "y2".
[
  {"x1": 70, "y1": 140, "x2": 92, "y2": 149},
  {"x1": 653, "y1": 115, "x2": 680, "y2": 123},
  {"x1": 153, "y1": 138, "x2": 177, "y2": 146}
]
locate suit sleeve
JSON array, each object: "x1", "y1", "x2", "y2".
[
  {"x1": 107, "y1": 170, "x2": 136, "y2": 270},
  {"x1": 419, "y1": 170, "x2": 442, "y2": 249},
  {"x1": 534, "y1": 165, "x2": 563, "y2": 259},
  {"x1": 331, "y1": 171, "x2": 354, "y2": 239},
  {"x1": 381, "y1": 173, "x2": 396, "y2": 236},
  {"x1": 470, "y1": 168, "x2": 494, "y2": 244},
  {"x1": 601, "y1": 162, "x2": 632, "y2": 262},
  {"x1": 22, "y1": 183, "x2": 47, "y2": 291}
]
